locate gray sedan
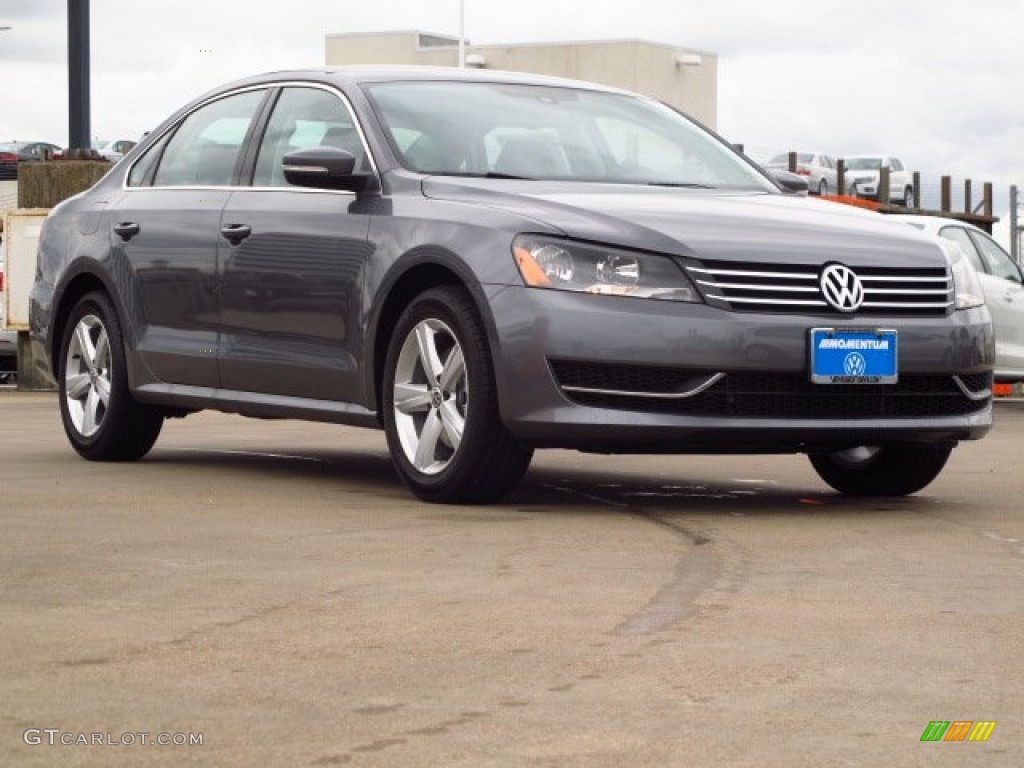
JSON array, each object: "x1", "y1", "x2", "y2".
[{"x1": 30, "y1": 67, "x2": 993, "y2": 503}]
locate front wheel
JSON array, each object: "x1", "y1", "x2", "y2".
[
  {"x1": 808, "y1": 443, "x2": 953, "y2": 496},
  {"x1": 903, "y1": 186, "x2": 914, "y2": 207},
  {"x1": 382, "y1": 286, "x2": 533, "y2": 503},
  {"x1": 58, "y1": 291, "x2": 163, "y2": 461},
  {"x1": 818, "y1": 179, "x2": 828, "y2": 196}
]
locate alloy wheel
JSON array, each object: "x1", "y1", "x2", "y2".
[
  {"x1": 391, "y1": 318, "x2": 467, "y2": 475},
  {"x1": 64, "y1": 314, "x2": 111, "y2": 437}
]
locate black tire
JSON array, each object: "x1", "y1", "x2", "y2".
[
  {"x1": 58, "y1": 291, "x2": 163, "y2": 461},
  {"x1": 818, "y1": 179, "x2": 828, "y2": 196},
  {"x1": 382, "y1": 285, "x2": 533, "y2": 504},
  {"x1": 903, "y1": 186, "x2": 914, "y2": 207},
  {"x1": 808, "y1": 443, "x2": 953, "y2": 496}
]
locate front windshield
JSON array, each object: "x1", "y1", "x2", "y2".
[
  {"x1": 846, "y1": 157, "x2": 883, "y2": 170},
  {"x1": 364, "y1": 80, "x2": 775, "y2": 190}
]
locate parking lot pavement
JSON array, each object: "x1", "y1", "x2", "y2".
[
  {"x1": 0, "y1": 179, "x2": 17, "y2": 210},
  {"x1": 2, "y1": 390, "x2": 1022, "y2": 767}
]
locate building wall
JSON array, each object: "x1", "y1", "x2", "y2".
[{"x1": 324, "y1": 33, "x2": 718, "y2": 128}]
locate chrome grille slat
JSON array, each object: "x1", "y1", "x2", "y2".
[
  {"x1": 726, "y1": 297, "x2": 828, "y2": 306},
  {"x1": 697, "y1": 280, "x2": 821, "y2": 293},
  {"x1": 688, "y1": 260, "x2": 952, "y2": 316}
]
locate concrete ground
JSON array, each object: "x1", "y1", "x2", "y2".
[
  {"x1": 0, "y1": 179, "x2": 17, "y2": 210},
  {"x1": 1, "y1": 391, "x2": 1021, "y2": 767}
]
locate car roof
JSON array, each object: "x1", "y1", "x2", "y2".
[{"x1": 202, "y1": 65, "x2": 635, "y2": 100}]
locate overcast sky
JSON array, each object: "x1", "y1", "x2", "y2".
[{"x1": 1, "y1": 0, "x2": 1021, "y2": 241}]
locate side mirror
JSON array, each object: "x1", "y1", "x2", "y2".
[
  {"x1": 765, "y1": 167, "x2": 809, "y2": 196},
  {"x1": 282, "y1": 146, "x2": 373, "y2": 193}
]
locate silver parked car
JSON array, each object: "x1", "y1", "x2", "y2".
[
  {"x1": 29, "y1": 67, "x2": 993, "y2": 503},
  {"x1": 844, "y1": 155, "x2": 914, "y2": 205},
  {"x1": 765, "y1": 152, "x2": 837, "y2": 196},
  {"x1": 889, "y1": 215, "x2": 1024, "y2": 380},
  {"x1": 93, "y1": 139, "x2": 138, "y2": 163}
]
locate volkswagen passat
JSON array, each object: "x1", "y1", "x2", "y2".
[{"x1": 30, "y1": 67, "x2": 993, "y2": 503}]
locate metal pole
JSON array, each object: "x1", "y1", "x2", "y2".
[
  {"x1": 68, "y1": 0, "x2": 91, "y2": 152},
  {"x1": 1011, "y1": 185, "x2": 1020, "y2": 265},
  {"x1": 458, "y1": 0, "x2": 465, "y2": 68}
]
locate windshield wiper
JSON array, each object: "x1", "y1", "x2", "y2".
[
  {"x1": 646, "y1": 181, "x2": 717, "y2": 189},
  {"x1": 437, "y1": 171, "x2": 537, "y2": 180}
]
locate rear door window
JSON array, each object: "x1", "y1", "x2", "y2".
[{"x1": 151, "y1": 89, "x2": 266, "y2": 187}]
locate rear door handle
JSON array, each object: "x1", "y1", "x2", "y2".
[
  {"x1": 220, "y1": 224, "x2": 251, "y2": 245},
  {"x1": 113, "y1": 222, "x2": 140, "y2": 241}
]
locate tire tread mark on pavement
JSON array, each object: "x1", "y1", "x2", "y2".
[{"x1": 539, "y1": 481, "x2": 725, "y2": 635}]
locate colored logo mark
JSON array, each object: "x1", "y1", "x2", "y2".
[{"x1": 920, "y1": 720, "x2": 996, "y2": 742}]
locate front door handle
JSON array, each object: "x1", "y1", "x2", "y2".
[
  {"x1": 220, "y1": 223, "x2": 251, "y2": 245},
  {"x1": 113, "y1": 222, "x2": 140, "y2": 241}
]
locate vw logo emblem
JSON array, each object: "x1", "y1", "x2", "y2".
[
  {"x1": 820, "y1": 264, "x2": 865, "y2": 312},
  {"x1": 844, "y1": 352, "x2": 867, "y2": 376}
]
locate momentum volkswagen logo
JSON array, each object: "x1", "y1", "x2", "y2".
[
  {"x1": 843, "y1": 352, "x2": 866, "y2": 376},
  {"x1": 920, "y1": 720, "x2": 996, "y2": 742},
  {"x1": 820, "y1": 264, "x2": 865, "y2": 312}
]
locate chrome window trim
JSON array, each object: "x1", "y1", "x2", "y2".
[{"x1": 122, "y1": 80, "x2": 379, "y2": 194}]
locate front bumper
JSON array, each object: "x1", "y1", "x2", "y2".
[{"x1": 485, "y1": 286, "x2": 994, "y2": 452}]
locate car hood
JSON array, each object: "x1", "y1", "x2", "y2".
[{"x1": 421, "y1": 179, "x2": 942, "y2": 267}]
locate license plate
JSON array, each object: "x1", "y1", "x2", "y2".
[{"x1": 810, "y1": 328, "x2": 898, "y2": 384}]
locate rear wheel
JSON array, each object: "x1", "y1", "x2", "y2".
[
  {"x1": 818, "y1": 179, "x2": 828, "y2": 196},
  {"x1": 382, "y1": 285, "x2": 533, "y2": 503},
  {"x1": 59, "y1": 291, "x2": 163, "y2": 461},
  {"x1": 903, "y1": 186, "x2": 914, "y2": 207},
  {"x1": 808, "y1": 443, "x2": 953, "y2": 496}
]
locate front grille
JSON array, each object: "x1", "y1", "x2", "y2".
[
  {"x1": 687, "y1": 260, "x2": 952, "y2": 316},
  {"x1": 551, "y1": 362, "x2": 990, "y2": 420}
]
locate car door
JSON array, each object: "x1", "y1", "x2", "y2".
[
  {"x1": 217, "y1": 84, "x2": 374, "y2": 402},
  {"x1": 820, "y1": 155, "x2": 837, "y2": 193},
  {"x1": 113, "y1": 87, "x2": 269, "y2": 387},
  {"x1": 938, "y1": 225, "x2": 1024, "y2": 377}
]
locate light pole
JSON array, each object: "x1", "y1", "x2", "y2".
[
  {"x1": 1011, "y1": 185, "x2": 1022, "y2": 266},
  {"x1": 67, "y1": 0, "x2": 91, "y2": 153},
  {"x1": 458, "y1": 0, "x2": 465, "y2": 68}
]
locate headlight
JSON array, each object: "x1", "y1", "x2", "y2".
[
  {"x1": 945, "y1": 242, "x2": 985, "y2": 310},
  {"x1": 512, "y1": 235, "x2": 700, "y2": 302}
]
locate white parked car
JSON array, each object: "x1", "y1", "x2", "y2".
[
  {"x1": 889, "y1": 214, "x2": 1024, "y2": 380},
  {"x1": 764, "y1": 152, "x2": 838, "y2": 196},
  {"x1": 844, "y1": 155, "x2": 914, "y2": 206}
]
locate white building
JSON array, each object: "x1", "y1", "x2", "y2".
[{"x1": 325, "y1": 32, "x2": 719, "y2": 128}]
